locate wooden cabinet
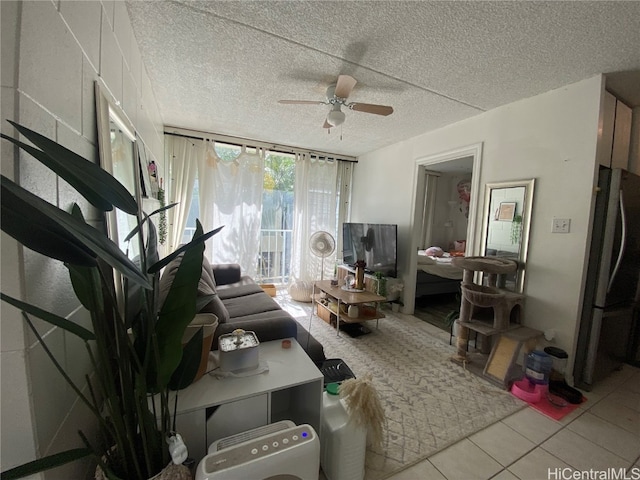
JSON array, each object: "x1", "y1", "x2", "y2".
[{"x1": 598, "y1": 91, "x2": 632, "y2": 170}]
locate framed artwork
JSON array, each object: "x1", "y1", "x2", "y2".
[{"x1": 497, "y1": 202, "x2": 516, "y2": 221}]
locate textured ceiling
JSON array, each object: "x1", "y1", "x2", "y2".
[{"x1": 126, "y1": 1, "x2": 640, "y2": 157}]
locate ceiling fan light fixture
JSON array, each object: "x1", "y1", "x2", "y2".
[{"x1": 327, "y1": 107, "x2": 345, "y2": 127}]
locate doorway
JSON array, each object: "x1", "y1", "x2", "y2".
[{"x1": 406, "y1": 144, "x2": 483, "y2": 324}]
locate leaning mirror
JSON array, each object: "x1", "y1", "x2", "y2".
[
  {"x1": 95, "y1": 82, "x2": 141, "y2": 260},
  {"x1": 479, "y1": 179, "x2": 535, "y2": 292}
]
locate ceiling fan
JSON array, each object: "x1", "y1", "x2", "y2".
[{"x1": 278, "y1": 74, "x2": 394, "y2": 129}]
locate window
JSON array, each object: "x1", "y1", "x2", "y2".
[
  {"x1": 180, "y1": 143, "x2": 296, "y2": 284},
  {"x1": 259, "y1": 152, "x2": 295, "y2": 283}
]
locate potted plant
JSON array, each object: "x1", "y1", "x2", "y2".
[
  {"x1": 374, "y1": 271, "x2": 387, "y2": 297},
  {"x1": 510, "y1": 213, "x2": 523, "y2": 244},
  {"x1": 0, "y1": 122, "x2": 221, "y2": 479}
]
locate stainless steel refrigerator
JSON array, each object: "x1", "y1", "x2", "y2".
[{"x1": 574, "y1": 167, "x2": 640, "y2": 390}]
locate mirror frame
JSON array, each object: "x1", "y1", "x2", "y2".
[
  {"x1": 95, "y1": 82, "x2": 144, "y2": 302},
  {"x1": 479, "y1": 179, "x2": 535, "y2": 293}
]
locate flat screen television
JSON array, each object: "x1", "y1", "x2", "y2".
[{"x1": 342, "y1": 222, "x2": 398, "y2": 277}]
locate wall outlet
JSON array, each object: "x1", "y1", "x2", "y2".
[{"x1": 552, "y1": 218, "x2": 571, "y2": 233}]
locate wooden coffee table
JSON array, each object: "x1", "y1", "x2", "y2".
[{"x1": 311, "y1": 280, "x2": 386, "y2": 336}]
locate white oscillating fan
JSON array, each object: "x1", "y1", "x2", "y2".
[{"x1": 309, "y1": 231, "x2": 336, "y2": 281}]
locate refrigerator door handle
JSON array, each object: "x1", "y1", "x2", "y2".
[{"x1": 607, "y1": 190, "x2": 626, "y2": 293}]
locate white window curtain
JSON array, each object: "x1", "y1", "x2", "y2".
[
  {"x1": 290, "y1": 153, "x2": 339, "y2": 283},
  {"x1": 198, "y1": 141, "x2": 264, "y2": 274},
  {"x1": 165, "y1": 136, "x2": 203, "y2": 252}
]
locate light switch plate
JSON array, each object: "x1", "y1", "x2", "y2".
[{"x1": 552, "y1": 218, "x2": 571, "y2": 233}]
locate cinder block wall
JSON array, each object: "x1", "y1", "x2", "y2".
[{"x1": 0, "y1": 1, "x2": 163, "y2": 477}]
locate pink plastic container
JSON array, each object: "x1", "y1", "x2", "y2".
[{"x1": 511, "y1": 379, "x2": 547, "y2": 403}]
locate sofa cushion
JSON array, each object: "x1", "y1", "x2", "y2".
[
  {"x1": 216, "y1": 282, "x2": 264, "y2": 300},
  {"x1": 159, "y1": 253, "x2": 232, "y2": 324},
  {"x1": 212, "y1": 263, "x2": 242, "y2": 285},
  {"x1": 221, "y1": 292, "x2": 281, "y2": 318},
  {"x1": 200, "y1": 295, "x2": 230, "y2": 324},
  {"x1": 159, "y1": 252, "x2": 217, "y2": 305},
  {"x1": 201, "y1": 255, "x2": 217, "y2": 289},
  {"x1": 226, "y1": 309, "x2": 296, "y2": 324}
]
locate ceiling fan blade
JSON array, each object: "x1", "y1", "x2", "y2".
[
  {"x1": 350, "y1": 103, "x2": 394, "y2": 116},
  {"x1": 334, "y1": 75, "x2": 357, "y2": 99},
  {"x1": 323, "y1": 119, "x2": 332, "y2": 129},
  {"x1": 278, "y1": 100, "x2": 325, "y2": 105}
]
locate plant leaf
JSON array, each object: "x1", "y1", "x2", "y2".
[
  {"x1": 145, "y1": 202, "x2": 178, "y2": 218},
  {"x1": 168, "y1": 327, "x2": 204, "y2": 390},
  {"x1": 1, "y1": 182, "x2": 97, "y2": 267},
  {"x1": 1, "y1": 293, "x2": 95, "y2": 341},
  {"x1": 4, "y1": 122, "x2": 137, "y2": 214},
  {"x1": 0, "y1": 448, "x2": 92, "y2": 480},
  {"x1": 2, "y1": 176, "x2": 150, "y2": 289},
  {"x1": 123, "y1": 203, "x2": 176, "y2": 244},
  {"x1": 196, "y1": 294, "x2": 216, "y2": 312},
  {"x1": 153, "y1": 221, "x2": 207, "y2": 388},
  {"x1": 66, "y1": 263, "x2": 104, "y2": 314},
  {"x1": 148, "y1": 225, "x2": 224, "y2": 274}
]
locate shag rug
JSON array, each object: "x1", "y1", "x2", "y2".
[{"x1": 283, "y1": 298, "x2": 524, "y2": 479}]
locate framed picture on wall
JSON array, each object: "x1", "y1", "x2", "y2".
[{"x1": 497, "y1": 202, "x2": 516, "y2": 221}]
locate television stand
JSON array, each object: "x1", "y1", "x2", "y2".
[{"x1": 311, "y1": 280, "x2": 386, "y2": 337}]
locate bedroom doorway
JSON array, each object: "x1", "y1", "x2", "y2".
[{"x1": 407, "y1": 143, "x2": 483, "y2": 327}]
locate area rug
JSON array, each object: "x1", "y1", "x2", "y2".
[{"x1": 287, "y1": 301, "x2": 525, "y2": 479}]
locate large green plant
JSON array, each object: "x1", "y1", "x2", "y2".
[{"x1": 0, "y1": 121, "x2": 221, "y2": 479}]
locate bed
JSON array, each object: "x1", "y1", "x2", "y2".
[{"x1": 415, "y1": 252, "x2": 463, "y2": 297}]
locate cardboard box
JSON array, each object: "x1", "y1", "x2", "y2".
[
  {"x1": 317, "y1": 304, "x2": 335, "y2": 324},
  {"x1": 259, "y1": 283, "x2": 276, "y2": 297}
]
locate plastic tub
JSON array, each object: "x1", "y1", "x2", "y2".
[{"x1": 511, "y1": 379, "x2": 547, "y2": 403}]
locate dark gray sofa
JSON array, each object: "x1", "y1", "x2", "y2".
[
  {"x1": 160, "y1": 253, "x2": 325, "y2": 364},
  {"x1": 198, "y1": 262, "x2": 325, "y2": 365}
]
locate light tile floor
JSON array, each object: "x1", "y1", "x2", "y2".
[
  {"x1": 275, "y1": 290, "x2": 640, "y2": 479},
  {"x1": 388, "y1": 364, "x2": 640, "y2": 480}
]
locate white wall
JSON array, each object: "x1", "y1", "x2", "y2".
[
  {"x1": 352, "y1": 76, "x2": 603, "y2": 375},
  {"x1": 1, "y1": 1, "x2": 163, "y2": 477}
]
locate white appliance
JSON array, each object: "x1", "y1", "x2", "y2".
[{"x1": 196, "y1": 421, "x2": 320, "y2": 480}]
